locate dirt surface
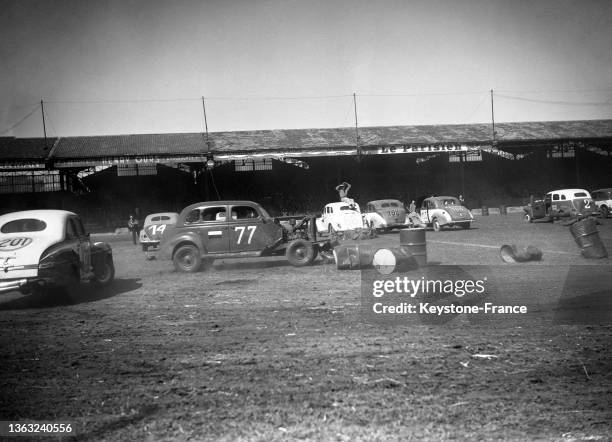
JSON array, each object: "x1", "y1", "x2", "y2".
[{"x1": 1, "y1": 214, "x2": 611, "y2": 441}]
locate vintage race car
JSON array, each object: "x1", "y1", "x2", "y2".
[
  {"x1": 315, "y1": 202, "x2": 365, "y2": 234},
  {"x1": 419, "y1": 196, "x2": 473, "y2": 231},
  {"x1": 591, "y1": 188, "x2": 611, "y2": 218},
  {"x1": 363, "y1": 199, "x2": 408, "y2": 231},
  {"x1": 139, "y1": 212, "x2": 179, "y2": 251},
  {"x1": 523, "y1": 189, "x2": 599, "y2": 222},
  {"x1": 159, "y1": 200, "x2": 335, "y2": 272},
  {"x1": 0, "y1": 210, "x2": 115, "y2": 294}
]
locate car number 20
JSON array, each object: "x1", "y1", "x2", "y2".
[{"x1": 234, "y1": 226, "x2": 257, "y2": 244}]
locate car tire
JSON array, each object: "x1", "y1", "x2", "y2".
[
  {"x1": 459, "y1": 222, "x2": 470, "y2": 230},
  {"x1": 524, "y1": 213, "x2": 532, "y2": 223},
  {"x1": 432, "y1": 218, "x2": 441, "y2": 232},
  {"x1": 92, "y1": 256, "x2": 115, "y2": 287},
  {"x1": 327, "y1": 224, "x2": 335, "y2": 235},
  {"x1": 173, "y1": 244, "x2": 202, "y2": 273},
  {"x1": 601, "y1": 205, "x2": 609, "y2": 218},
  {"x1": 286, "y1": 239, "x2": 318, "y2": 267}
]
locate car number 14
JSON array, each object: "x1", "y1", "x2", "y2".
[{"x1": 234, "y1": 226, "x2": 257, "y2": 244}]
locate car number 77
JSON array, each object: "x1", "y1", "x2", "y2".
[{"x1": 234, "y1": 226, "x2": 257, "y2": 244}]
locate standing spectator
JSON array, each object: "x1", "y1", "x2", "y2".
[
  {"x1": 128, "y1": 215, "x2": 141, "y2": 245},
  {"x1": 409, "y1": 200, "x2": 417, "y2": 214}
]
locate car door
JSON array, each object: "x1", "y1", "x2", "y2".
[
  {"x1": 65, "y1": 216, "x2": 91, "y2": 280},
  {"x1": 185, "y1": 205, "x2": 230, "y2": 254},
  {"x1": 228, "y1": 204, "x2": 280, "y2": 252}
]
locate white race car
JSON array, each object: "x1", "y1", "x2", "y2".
[
  {"x1": 0, "y1": 210, "x2": 114, "y2": 294},
  {"x1": 315, "y1": 202, "x2": 365, "y2": 234},
  {"x1": 139, "y1": 212, "x2": 179, "y2": 251}
]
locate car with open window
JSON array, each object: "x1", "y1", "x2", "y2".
[
  {"x1": 0, "y1": 210, "x2": 114, "y2": 294},
  {"x1": 419, "y1": 196, "x2": 473, "y2": 231},
  {"x1": 523, "y1": 189, "x2": 599, "y2": 222},
  {"x1": 591, "y1": 188, "x2": 612, "y2": 218},
  {"x1": 139, "y1": 212, "x2": 179, "y2": 251},
  {"x1": 159, "y1": 201, "x2": 334, "y2": 272}
]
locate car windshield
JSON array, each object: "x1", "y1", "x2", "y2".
[
  {"x1": 1, "y1": 218, "x2": 47, "y2": 233},
  {"x1": 339, "y1": 205, "x2": 356, "y2": 211}
]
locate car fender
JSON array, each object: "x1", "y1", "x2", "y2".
[
  {"x1": 91, "y1": 241, "x2": 113, "y2": 271},
  {"x1": 161, "y1": 231, "x2": 204, "y2": 260},
  {"x1": 364, "y1": 212, "x2": 386, "y2": 229}
]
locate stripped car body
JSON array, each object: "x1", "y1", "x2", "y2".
[
  {"x1": 363, "y1": 199, "x2": 408, "y2": 231},
  {"x1": 159, "y1": 201, "x2": 334, "y2": 272},
  {"x1": 523, "y1": 189, "x2": 600, "y2": 222},
  {"x1": 139, "y1": 212, "x2": 179, "y2": 251},
  {"x1": 315, "y1": 202, "x2": 365, "y2": 234},
  {"x1": 419, "y1": 196, "x2": 473, "y2": 231},
  {"x1": 0, "y1": 210, "x2": 114, "y2": 294}
]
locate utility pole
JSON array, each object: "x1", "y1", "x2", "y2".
[
  {"x1": 41, "y1": 99, "x2": 48, "y2": 149},
  {"x1": 490, "y1": 89, "x2": 496, "y2": 142},
  {"x1": 201, "y1": 96, "x2": 210, "y2": 200},
  {"x1": 353, "y1": 92, "x2": 360, "y2": 156}
]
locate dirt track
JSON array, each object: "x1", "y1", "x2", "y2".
[{"x1": 1, "y1": 214, "x2": 611, "y2": 441}]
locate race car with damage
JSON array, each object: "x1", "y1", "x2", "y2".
[{"x1": 159, "y1": 201, "x2": 336, "y2": 272}]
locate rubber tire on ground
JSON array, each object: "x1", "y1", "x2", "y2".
[
  {"x1": 459, "y1": 222, "x2": 470, "y2": 229},
  {"x1": 286, "y1": 239, "x2": 318, "y2": 267},
  {"x1": 601, "y1": 206, "x2": 609, "y2": 218},
  {"x1": 92, "y1": 256, "x2": 115, "y2": 287},
  {"x1": 173, "y1": 244, "x2": 202, "y2": 273},
  {"x1": 432, "y1": 218, "x2": 441, "y2": 232},
  {"x1": 524, "y1": 213, "x2": 532, "y2": 223}
]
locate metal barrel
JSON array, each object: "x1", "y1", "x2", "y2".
[
  {"x1": 333, "y1": 244, "x2": 375, "y2": 270},
  {"x1": 399, "y1": 228, "x2": 427, "y2": 267},
  {"x1": 482, "y1": 206, "x2": 489, "y2": 216},
  {"x1": 373, "y1": 247, "x2": 419, "y2": 275},
  {"x1": 569, "y1": 218, "x2": 608, "y2": 259}
]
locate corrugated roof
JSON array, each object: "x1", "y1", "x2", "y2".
[
  {"x1": 0, "y1": 137, "x2": 56, "y2": 160},
  {"x1": 1, "y1": 119, "x2": 611, "y2": 161}
]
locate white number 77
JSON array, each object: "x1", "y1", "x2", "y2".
[{"x1": 235, "y1": 225, "x2": 257, "y2": 244}]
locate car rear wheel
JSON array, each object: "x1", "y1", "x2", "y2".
[
  {"x1": 432, "y1": 218, "x2": 441, "y2": 232},
  {"x1": 524, "y1": 213, "x2": 532, "y2": 223},
  {"x1": 92, "y1": 256, "x2": 115, "y2": 287},
  {"x1": 286, "y1": 240, "x2": 318, "y2": 267},
  {"x1": 601, "y1": 205, "x2": 610, "y2": 218},
  {"x1": 459, "y1": 222, "x2": 470, "y2": 230},
  {"x1": 173, "y1": 244, "x2": 202, "y2": 273}
]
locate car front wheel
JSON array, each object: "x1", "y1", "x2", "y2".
[
  {"x1": 432, "y1": 218, "x2": 441, "y2": 232},
  {"x1": 601, "y1": 205, "x2": 609, "y2": 218},
  {"x1": 173, "y1": 244, "x2": 202, "y2": 273},
  {"x1": 286, "y1": 240, "x2": 318, "y2": 267},
  {"x1": 92, "y1": 256, "x2": 115, "y2": 286}
]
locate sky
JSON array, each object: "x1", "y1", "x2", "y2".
[{"x1": 1, "y1": 0, "x2": 611, "y2": 137}]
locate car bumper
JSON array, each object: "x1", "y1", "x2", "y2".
[{"x1": 0, "y1": 277, "x2": 55, "y2": 294}]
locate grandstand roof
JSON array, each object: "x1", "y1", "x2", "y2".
[{"x1": 0, "y1": 119, "x2": 611, "y2": 167}]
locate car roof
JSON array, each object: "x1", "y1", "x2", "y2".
[
  {"x1": 0, "y1": 210, "x2": 75, "y2": 235},
  {"x1": 368, "y1": 199, "x2": 402, "y2": 205},
  {"x1": 144, "y1": 212, "x2": 179, "y2": 222},
  {"x1": 592, "y1": 188, "x2": 612, "y2": 192},
  {"x1": 546, "y1": 189, "x2": 590, "y2": 195},
  {"x1": 425, "y1": 196, "x2": 458, "y2": 200},
  {"x1": 0, "y1": 209, "x2": 75, "y2": 223}
]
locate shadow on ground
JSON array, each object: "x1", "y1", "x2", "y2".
[{"x1": 0, "y1": 278, "x2": 142, "y2": 310}]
